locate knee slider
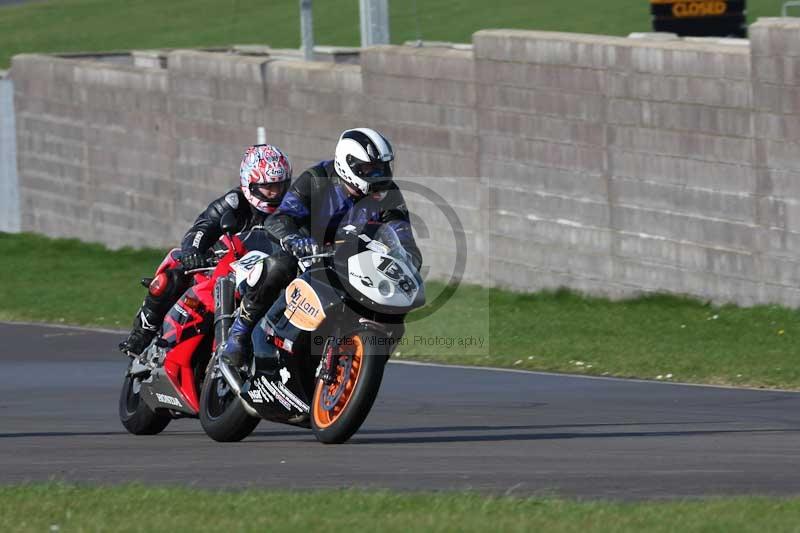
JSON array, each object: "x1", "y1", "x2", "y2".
[{"x1": 148, "y1": 269, "x2": 187, "y2": 300}]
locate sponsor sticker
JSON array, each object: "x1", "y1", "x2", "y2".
[
  {"x1": 284, "y1": 279, "x2": 326, "y2": 331},
  {"x1": 191, "y1": 231, "x2": 204, "y2": 249},
  {"x1": 247, "y1": 389, "x2": 264, "y2": 403},
  {"x1": 155, "y1": 392, "x2": 182, "y2": 407},
  {"x1": 349, "y1": 271, "x2": 374, "y2": 287},
  {"x1": 258, "y1": 376, "x2": 309, "y2": 412}
]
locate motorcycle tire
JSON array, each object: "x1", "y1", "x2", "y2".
[
  {"x1": 311, "y1": 330, "x2": 388, "y2": 444},
  {"x1": 118, "y1": 374, "x2": 171, "y2": 435},
  {"x1": 199, "y1": 363, "x2": 260, "y2": 442}
]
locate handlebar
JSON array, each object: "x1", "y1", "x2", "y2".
[
  {"x1": 184, "y1": 266, "x2": 216, "y2": 275},
  {"x1": 182, "y1": 256, "x2": 220, "y2": 275},
  {"x1": 296, "y1": 251, "x2": 335, "y2": 261},
  {"x1": 294, "y1": 241, "x2": 339, "y2": 272}
]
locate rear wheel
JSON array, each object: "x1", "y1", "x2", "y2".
[
  {"x1": 118, "y1": 374, "x2": 171, "y2": 435},
  {"x1": 199, "y1": 361, "x2": 260, "y2": 442},
  {"x1": 311, "y1": 331, "x2": 387, "y2": 444}
]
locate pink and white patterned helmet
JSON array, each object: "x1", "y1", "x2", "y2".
[{"x1": 239, "y1": 144, "x2": 292, "y2": 214}]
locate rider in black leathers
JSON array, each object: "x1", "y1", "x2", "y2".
[
  {"x1": 119, "y1": 144, "x2": 293, "y2": 356},
  {"x1": 222, "y1": 128, "x2": 422, "y2": 367}
]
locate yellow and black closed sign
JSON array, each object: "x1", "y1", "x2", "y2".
[{"x1": 651, "y1": 0, "x2": 746, "y2": 37}]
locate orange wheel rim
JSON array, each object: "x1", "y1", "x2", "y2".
[{"x1": 313, "y1": 335, "x2": 364, "y2": 429}]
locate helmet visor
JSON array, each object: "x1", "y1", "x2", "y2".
[
  {"x1": 249, "y1": 181, "x2": 288, "y2": 205},
  {"x1": 347, "y1": 155, "x2": 393, "y2": 180}
]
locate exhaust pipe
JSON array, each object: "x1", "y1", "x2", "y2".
[
  {"x1": 214, "y1": 275, "x2": 235, "y2": 347},
  {"x1": 216, "y1": 356, "x2": 259, "y2": 418}
]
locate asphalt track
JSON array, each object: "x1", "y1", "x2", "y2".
[{"x1": 2, "y1": 321, "x2": 800, "y2": 500}]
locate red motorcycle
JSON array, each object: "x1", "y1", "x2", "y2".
[{"x1": 118, "y1": 219, "x2": 274, "y2": 435}]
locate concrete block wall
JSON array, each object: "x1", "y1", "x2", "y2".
[
  {"x1": 13, "y1": 55, "x2": 87, "y2": 240},
  {"x1": 473, "y1": 30, "x2": 780, "y2": 304},
  {"x1": 11, "y1": 54, "x2": 172, "y2": 247},
  {"x1": 750, "y1": 19, "x2": 800, "y2": 305},
  {"x1": 475, "y1": 31, "x2": 617, "y2": 295},
  {"x1": 261, "y1": 59, "x2": 362, "y2": 173},
  {"x1": 9, "y1": 18, "x2": 800, "y2": 306},
  {"x1": 168, "y1": 51, "x2": 269, "y2": 236},
  {"x1": 361, "y1": 46, "x2": 484, "y2": 284},
  {"x1": 10, "y1": 51, "x2": 364, "y2": 249}
]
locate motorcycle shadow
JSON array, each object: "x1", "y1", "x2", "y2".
[
  {"x1": 348, "y1": 421, "x2": 796, "y2": 445},
  {"x1": 247, "y1": 420, "x2": 773, "y2": 444}
]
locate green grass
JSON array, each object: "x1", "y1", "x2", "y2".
[
  {"x1": 403, "y1": 284, "x2": 800, "y2": 389},
  {"x1": 0, "y1": 232, "x2": 164, "y2": 329},
  {"x1": 2, "y1": 232, "x2": 799, "y2": 389},
  {"x1": 0, "y1": 0, "x2": 786, "y2": 69},
  {"x1": 4, "y1": 484, "x2": 800, "y2": 532}
]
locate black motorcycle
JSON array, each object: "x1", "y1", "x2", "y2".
[{"x1": 199, "y1": 224, "x2": 425, "y2": 444}]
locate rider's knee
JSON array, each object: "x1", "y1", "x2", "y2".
[
  {"x1": 147, "y1": 268, "x2": 189, "y2": 302},
  {"x1": 264, "y1": 253, "x2": 296, "y2": 287}
]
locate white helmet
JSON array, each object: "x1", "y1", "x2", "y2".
[{"x1": 334, "y1": 128, "x2": 394, "y2": 196}]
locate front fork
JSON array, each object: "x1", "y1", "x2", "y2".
[
  {"x1": 320, "y1": 339, "x2": 338, "y2": 385},
  {"x1": 317, "y1": 319, "x2": 393, "y2": 385}
]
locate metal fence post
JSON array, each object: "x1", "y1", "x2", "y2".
[
  {"x1": 0, "y1": 73, "x2": 20, "y2": 233},
  {"x1": 360, "y1": 0, "x2": 390, "y2": 47},
  {"x1": 300, "y1": 0, "x2": 314, "y2": 61}
]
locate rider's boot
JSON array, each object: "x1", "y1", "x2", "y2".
[
  {"x1": 119, "y1": 270, "x2": 189, "y2": 357},
  {"x1": 119, "y1": 302, "x2": 160, "y2": 356},
  {"x1": 222, "y1": 300, "x2": 258, "y2": 369}
]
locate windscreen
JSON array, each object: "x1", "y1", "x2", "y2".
[{"x1": 374, "y1": 224, "x2": 413, "y2": 267}]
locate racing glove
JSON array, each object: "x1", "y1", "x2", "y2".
[
  {"x1": 180, "y1": 250, "x2": 207, "y2": 270},
  {"x1": 280, "y1": 234, "x2": 319, "y2": 260}
]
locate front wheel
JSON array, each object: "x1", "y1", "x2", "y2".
[
  {"x1": 119, "y1": 373, "x2": 171, "y2": 435},
  {"x1": 199, "y1": 361, "x2": 260, "y2": 442},
  {"x1": 311, "y1": 331, "x2": 388, "y2": 444}
]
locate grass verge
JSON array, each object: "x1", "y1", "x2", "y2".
[
  {"x1": 0, "y1": 0, "x2": 783, "y2": 69},
  {"x1": 2, "y1": 232, "x2": 798, "y2": 389},
  {"x1": 3, "y1": 484, "x2": 800, "y2": 532}
]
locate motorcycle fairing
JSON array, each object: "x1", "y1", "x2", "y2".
[
  {"x1": 250, "y1": 271, "x2": 345, "y2": 365},
  {"x1": 161, "y1": 334, "x2": 204, "y2": 413},
  {"x1": 239, "y1": 269, "x2": 346, "y2": 424},
  {"x1": 346, "y1": 250, "x2": 423, "y2": 313},
  {"x1": 160, "y1": 285, "x2": 213, "y2": 349},
  {"x1": 154, "y1": 248, "x2": 182, "y2": 277},
  {"x1": 155, "y1": 284, "x2": 214, "y2": 414},
  {"x1": 140, "y1": 356, "x2": 199, "y2": 415},
  {"x1": 239, "y1": 353, "x2": 312, "y2": 424}
]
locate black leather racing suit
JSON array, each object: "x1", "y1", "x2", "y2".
[
  {"x1": 125, "y1": 188, "x2": 272, "y2": 350},
  {"x1": 181, "y1": 189, "x2": 270, "y2": 256},
  {"x1": 237, "y1": 160, "x2": 422, "y2": 327}
]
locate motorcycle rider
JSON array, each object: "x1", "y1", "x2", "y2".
[
  {"x1": 119, "y1": 144, "x2": 293, "y2": 356},
  {"x1": 222, "y1": 128, "x2": 423, "y2": 367}
]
